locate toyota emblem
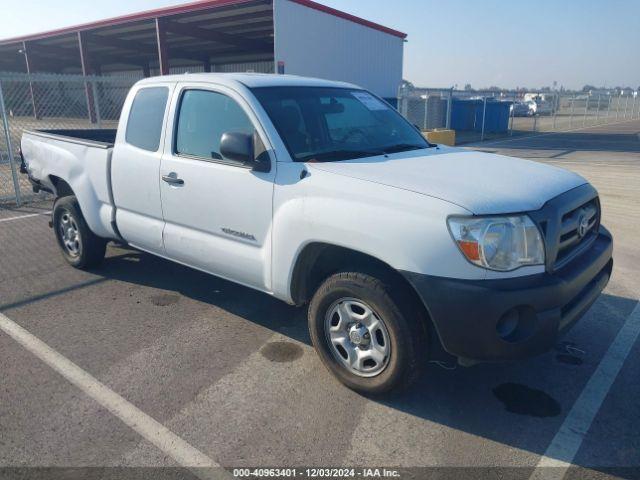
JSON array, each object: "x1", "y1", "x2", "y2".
[{"x1": 577, "y1": 215, "x2": 590, "y2": 238}]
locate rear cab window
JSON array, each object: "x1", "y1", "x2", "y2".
[{"x1": 125, "y1": 87, "x2": 169, "y2": 152}]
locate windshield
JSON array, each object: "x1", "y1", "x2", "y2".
[{"x1": 251, "y1": 87, "x2": 431, "y2": 162}]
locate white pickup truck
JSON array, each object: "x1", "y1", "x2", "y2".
[{"x1": 20, "y1": 74, "x2": 613, "y2": 394}]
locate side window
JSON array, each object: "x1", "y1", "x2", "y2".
[
  {"x1": 125, "y1": 87, "x2": 169, "y2": 152},
  {"x1": 175, "y1": 90, "x2": 254, "y2": 161}
]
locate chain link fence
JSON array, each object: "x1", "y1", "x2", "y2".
[
  {"x1": 398, "y1": 86, "x2": 640, "y2": 145},
  {"x1": 0, "y1": 72, "x2": 138, "y2": 205},
  {"x1": 2, "y1": 72, "x2": 640, "y2": 206}
]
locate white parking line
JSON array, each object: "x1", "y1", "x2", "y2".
[
  {"x1": 0, "y1": 211, "x2": 51, "y2": 223},
  {"x1": 0, "y1": 312, "x2": 227, "y2": 479},
  {"x1": 530, "y1": 300, "x2": 640, "y2": 480}
]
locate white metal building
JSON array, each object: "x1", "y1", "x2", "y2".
[{"x1": 273, "y1": 0, "x2": 405, "y2": 99}]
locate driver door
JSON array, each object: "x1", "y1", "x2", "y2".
[{"x1": 159, "y1": 83, "x2": 276, "y2": 291}]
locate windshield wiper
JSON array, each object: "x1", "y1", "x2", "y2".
[
  {"x1": 299, "y1": 149, "x2": 385, "y2": 162},
  {"x1": 380, "y1": 143, "x2": 430, "y2": 154},
  {"x1": 297, "y1": 144, "x2": 433, "y2": 162}
]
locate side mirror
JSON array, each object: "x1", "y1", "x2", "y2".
[
  {"x1": 220, "y1": 131, "x2": 271, "y2": 173},
  {"x1": 220, "y1": 131, "x2": 254, "y2": 165}
]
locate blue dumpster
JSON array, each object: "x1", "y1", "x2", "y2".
[
  {"x1": 451, "y1": 99, "x2": 480, "y2": 131},
  {"x1": 451, "y1": 99, "x2": 512, "y2": 133},
  {"x1": 478, "y1": 100, "x2": 512, "y2": 133}
]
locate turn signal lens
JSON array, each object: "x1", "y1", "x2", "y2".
[{"x1": 457, "y1": 240, "x2": 480, "y2": 261}]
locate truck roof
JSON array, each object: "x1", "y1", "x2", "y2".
[{"x1": 136, "y1": 73, "x2": 360, "y2": 90}]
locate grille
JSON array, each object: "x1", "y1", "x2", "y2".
[
  {"x1": 528, "y1": 184, "x2": 601, "y2": 273},
  {"x1": 554, "y1": 197, "x2": 600, "y2": 269}
]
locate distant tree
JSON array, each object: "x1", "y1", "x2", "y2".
[
  {"x1": 541, "y1": 86, "x2": 551, "y2": 92},
  {"x1": 464, "y1": 84, "x2": 473, "y2": 91},
  {"x1": 582, "y1": 84, "x2": 596, "y2": 92}
]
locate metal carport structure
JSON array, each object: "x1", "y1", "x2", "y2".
[
  {"x1": 0, "y1": 0, "x2": 406, "y2": 128},
  {"x1": 0, "y1": 0, "x2": 406, "y2": 84},
  {"x1": 0, "y1": 0, "x2": 280, "y2": 76}
]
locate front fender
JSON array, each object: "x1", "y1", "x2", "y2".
[{"x1": 271, "y1": 163, "x2": 484, "y2": 302}]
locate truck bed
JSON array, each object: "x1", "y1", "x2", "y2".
[
  {"x1": 21, "y1": 128, "x2": 118, "y2": 240},
  {"x1": 27, "y1": 129, "x2": 117, "y2": 148}
]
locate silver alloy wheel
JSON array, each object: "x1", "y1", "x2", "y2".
[
  {"x1": 324, "y1": 297, "x2": 391, "y2": 377},
  {"x1": 58, "y1": 211, "x2": 81, "y2": 257}
]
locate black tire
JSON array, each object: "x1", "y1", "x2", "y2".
[
  {"x1": 308, "y1": 272, "x2": 424, "y2": 395},
  {"x1": 53, "y1": 195, "x2": 107, "y2": 269}
]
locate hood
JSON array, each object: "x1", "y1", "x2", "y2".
[{"x1": 308, "y1": 148, "x2": 587, "y2": 215}]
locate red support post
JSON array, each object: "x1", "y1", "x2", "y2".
[
  {"x1": 77, "y1": 31, "x2": 97, "y2": 123},
  {"x1": 155, "y1": 18, "x2": 169, "y2": 76},
  {"x1": 22, "y1": 42, "x2": 40, "y2": 119}
]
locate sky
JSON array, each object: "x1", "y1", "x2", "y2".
[{"x1": 0, "y1": 0, "x2": 638, "y2": 90}]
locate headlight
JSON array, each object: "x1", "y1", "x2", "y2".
[{"x1": 447, "y1": 215, "x2": 545, "y2": 271}]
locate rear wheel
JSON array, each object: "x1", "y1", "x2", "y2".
[
  {"x1": 53, "y1": 195, "x2": 106, "y2": 269},
  {"x1": 308, "y1": 272, "x2": 423, "y2": 394}
]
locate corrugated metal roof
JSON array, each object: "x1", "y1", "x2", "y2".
[
  {"x1": 0, "y1": 0, "x2": 406, "y2": 45},
  {"x1": 0, "y1": 0, "x2": 257, "y2": 44},
  {"x1": 0, "y1": 1, "x2": 276, "y2": 74}
]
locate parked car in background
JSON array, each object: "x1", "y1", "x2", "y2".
[
  {"x1": 523, "y1": 93, "x2": 558, "y2": 116},
  {"x1": 20, "y1": 73, "x2": 613, "y2": 394},
  {"x1": 511, "y1": 101, "x2": 534, "y2": 116}
]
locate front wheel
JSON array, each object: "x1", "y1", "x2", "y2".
[
  {"x1": 308, "y1": 272, "x2": 424, "y2": 395},
  {"x1": 53, "y1": 195, "x2": 107, "y2": 269}
]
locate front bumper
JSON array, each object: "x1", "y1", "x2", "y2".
[{"x1": 402, "y1": 227, "x2": 613, "y2": 362}]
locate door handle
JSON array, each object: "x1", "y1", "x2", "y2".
[{"x1": 162, "y1": 173, "x2": 184, "y2": 186}]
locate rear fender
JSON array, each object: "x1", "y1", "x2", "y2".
[{"x1": 21, "y1": 134, "x2": 116, "y2": 239}]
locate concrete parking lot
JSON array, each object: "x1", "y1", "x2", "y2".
[{"x1": 1, "y1": 120, "x2": 639, "y2": 479}]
